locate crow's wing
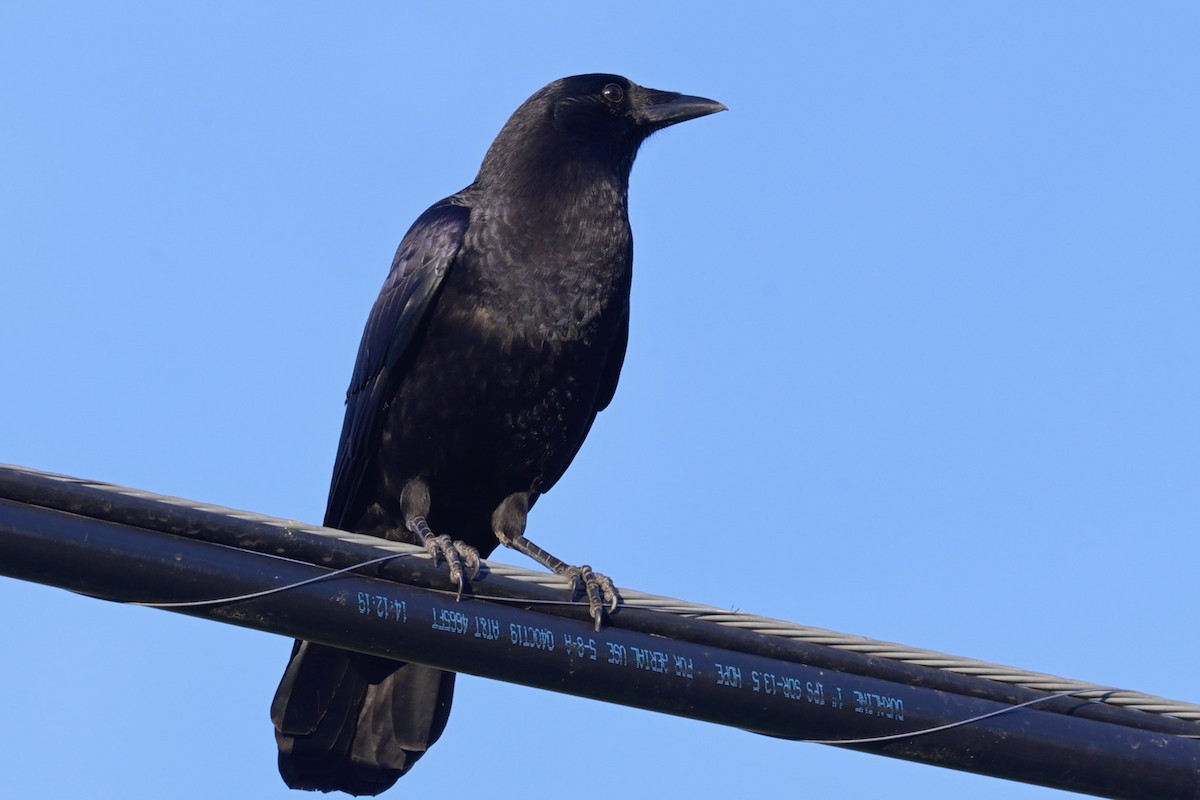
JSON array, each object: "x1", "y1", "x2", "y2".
[{"x1": 324, "y1": 196, "x2": 470, "y2": 529}]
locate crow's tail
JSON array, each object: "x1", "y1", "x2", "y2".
[{"x1": 272, "y1": 640, "x2": 455, "y2": 795}]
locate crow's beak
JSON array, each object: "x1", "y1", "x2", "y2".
[{"x1": 641, "y1": 89, "x2": 727, "y2": 130}]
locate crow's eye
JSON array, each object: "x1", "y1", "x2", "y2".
[{"x1": 601, "y1": 83, "x2": 624, "y2": 104}]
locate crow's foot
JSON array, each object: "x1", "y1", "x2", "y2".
[
  {"x1": 498, "y1": 529, "x2": 620, "y2": 631},
  {"x1": 407, "y1": 515, "x2": 480, "y2": 600},
  {"x1": 560, "y1": 564, "x2": 619, "y2": 632}
]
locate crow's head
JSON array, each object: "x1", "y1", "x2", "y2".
[{"x1": 478, "y1": 74, "x2": 725, "y2": 192}]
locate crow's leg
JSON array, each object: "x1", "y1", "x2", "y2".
[
  {"x1": 492, "y1": 492, "x2": 618, "y2": 631},
  {"x1": 400, "y1": 478, "x2": 480, "y2": 600}
]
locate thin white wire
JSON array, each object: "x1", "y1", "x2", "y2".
[
  {"x1": 802, "y1": 691, "x2": 1082, "y2": 745},
  {"x1": 126, "y1": 555, "x2": 1179, "y2": 746},
  {"x1": 129, "y1": 552, "x2": 416, "y2": 608}
]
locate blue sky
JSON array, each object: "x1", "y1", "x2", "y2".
[{"x1": 2, "y1": 3, "x2": 1197, "y2": 798}]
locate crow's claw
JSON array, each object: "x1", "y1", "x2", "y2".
[{"x1": 457, "y1": 542, "x2": 482, "y2": 580}]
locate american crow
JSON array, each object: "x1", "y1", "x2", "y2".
[{"x1": 271, "y1": 74, "x2": 724, "y2": 795}]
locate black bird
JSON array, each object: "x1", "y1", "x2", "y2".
[{"x1": 271, "y1": 74, "x2": 724, "y2": 795}]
